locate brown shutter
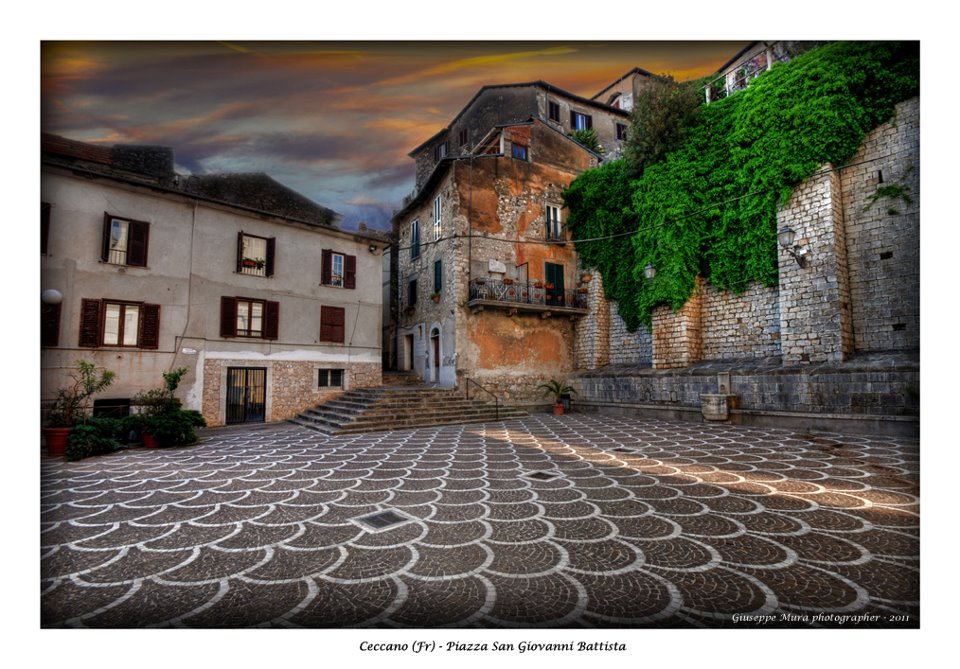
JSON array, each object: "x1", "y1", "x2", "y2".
[
  {"x1": 320, "y1": 306, "x2": 345, "y2": 343},
  {"x1": 220, "y1": 296, "x2": 237, "y2": 337},
  {"x1": 570, "y1": 110, "x2": 576, "y2": 127},
  {"x1": 236, "y1": 232, "x2": 244, "y2": 273},
  {"x1": 79, "y1": 298, "x2": 102, "y2": 347},
  {"x1": 321, "y1": 249, "x2": 332, "y2": 285},
  {"x1": 344, "y1": 254, "x2": 356, "y2": 289},
  {"x1": 139, "y1": 303, "x2": 161, "y2": 349},
  {"x1": 127, "y1": 220, "x2": 149, "y2": 267},
  {"x1": 41, "y1": 302, "x2": 61, "y2": 347},
  {"x1": 266, "y1": 237, "x2": 276, "y2": 277},
  {"x1": 101, "y1": 213, "x2": 112, "y2": 261},
  {"x1": 264, "y1": 300, "x2": 280, "y2": 339}
]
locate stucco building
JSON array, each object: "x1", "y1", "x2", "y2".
[
  {"x1": 41, "y1": 134, "x2": 385, "y2": 427},
  {"x1": 392, "y1": 76, "x2": 640, "y2": 401}
]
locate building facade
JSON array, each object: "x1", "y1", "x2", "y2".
[
  {"x1": 394, "y1": 111, "x2": 609, "y2": 401},
  {"x1": 41, "y1": 134, "x2": 384, "y2": 427}
]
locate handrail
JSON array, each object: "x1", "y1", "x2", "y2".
[{"x1": 465, "y1": 378, "x2": 499, "y2": 421}]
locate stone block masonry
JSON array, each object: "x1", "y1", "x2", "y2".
[{"x1": 201, "y1": 359, "x2": 381, "y2": 427}]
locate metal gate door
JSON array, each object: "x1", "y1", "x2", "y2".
[{"x1": 226, "y1": 367, "x2": 266, "y2": 424}]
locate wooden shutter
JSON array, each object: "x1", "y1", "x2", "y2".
[
  {"x1": 127, "y1": 220, "x2": 149, "y2": 267},
  {"x1": 434, "y1": 260, "x2": 442, "y2": 292},
  {"x1": 265, "y1": 237, "x2": 276, "y2": 277},
  {"x1": 264, "y1": 300, "x2": 280, "y2": 340},
  {"x1": 41, "y1": 203, "x2": 51, "y2": 255},
  {"x1": 344, "y1": 254, "x2": 356, "y2": 289},
  {"x1": 220, "y1": 296, "x2": 237, "y2": 337},
  {"x1": 320, "y1": 306, "x2": 345, "y2": 343},
  {"x1": 321, "y1": 249, "x2": 332, "y2": 285},
  {"x1": 41, "y1": 302, "x2": 61, "y2": 347},
  {"x1": 101, "y1": 214, "x2": 112, "y2": 261},
  {"x1": 79, "y1": 298, "x2": 102, "y2": 348},
  {"x1": 139, "y1": 303, "x2": 161, "y2": 349},
  {"x1": 570, "y1": 110, "x2": 576, "y2": 127},
  {"x1": 236, "y1": 232, "x2": 244, "y2": 273}
]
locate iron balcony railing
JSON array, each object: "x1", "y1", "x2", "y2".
[{"x1": 468, "y1": 278, "x2": 588, "y2": 311}]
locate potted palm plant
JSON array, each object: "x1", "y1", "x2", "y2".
[
  {"x1": 43, "y1": 360, "x2": 116, "y2": 456},
  {"x1": 538, "y1": 379, "x2": 576, "y2": 416}
]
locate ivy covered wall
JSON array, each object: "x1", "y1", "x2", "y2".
[{"x1": 564, "y1": 41, "x2": 920, "y2": 331}]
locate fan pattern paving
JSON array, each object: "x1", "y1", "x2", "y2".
[{"x1": 41, "y1": 415, "x2": 919, "y2": 628}]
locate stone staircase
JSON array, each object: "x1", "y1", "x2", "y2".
[{"x1": 290, "y1": 386, "x2": 529, "y2": 435}]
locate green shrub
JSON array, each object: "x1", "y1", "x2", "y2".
[
  {"x1": 143, "y1": 410, "x2": 206, "y2": 447},
  {"x1": 65, "y1": 418, "x2": 124, "y2": 461}
]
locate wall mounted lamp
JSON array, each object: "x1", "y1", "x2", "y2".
[
  {"x1": 368, "y1": 244, "x2": 378, "y2": 254},
  {"x1": 41, "y1": 289, "x2": 63, "y2": 305},
  {"x1": 777, "y1": 226, "x2": 808, "y2": 267},
  {"x1": 643, "y1": 263, "x2": 656, "y2": 281}
]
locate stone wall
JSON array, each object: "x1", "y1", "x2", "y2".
[
  {"x1": 701, "y1": 282, "x2": 781, "y2": 360},
  {"x1": 575, "y1": 351, "x2": 919, "y2": 422},
  {"x1": 841, "y1": 97, "x2": 920, "y2": 352},
  {"x1": 651, "y1": 277, "x2": 704, "y2": 369},
  {"x1": 201, "y1": 359, "x2": 381, "y2": 427},
  {"x1": 574, "y1": 271, "x2": 609, "y2": 369},
  {"x1": 581, "y1": 97, "x2": 918, "y2": 372}
]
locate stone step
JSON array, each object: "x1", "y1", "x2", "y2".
[{"x1": 291, "y1": 386, "x2": 527, "y2": 435}]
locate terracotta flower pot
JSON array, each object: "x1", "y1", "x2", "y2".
[
  {"x1": 42, "y1": 427, "x2": 70, "y2": 457},
  {"x1": 143, "y1": 433, "x2": 160, "y2": 449},
  {"x1": 553, "y1": 403, "x2": 564, "y2": 416}
]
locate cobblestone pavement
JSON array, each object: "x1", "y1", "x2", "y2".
[{"x1": 40, "y1": 415, "x2": 919, "y2": 628}]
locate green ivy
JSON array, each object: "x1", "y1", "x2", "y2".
[{"x1": 564, "y1": 41, "x2": 919, "y2": 330}]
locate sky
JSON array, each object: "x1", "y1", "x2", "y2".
[{"x1": 40, "y1": 40, "x2": 747, "y2": 231}]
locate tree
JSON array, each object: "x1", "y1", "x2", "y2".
[{"x1": 624, "y1": 75, "x2": 702, "y2": 178}]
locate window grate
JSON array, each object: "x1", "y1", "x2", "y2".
[
  {"x1": 353, "y1": 509, "x2": 413, "y2": 532},
  {"x1": 523, "y1": 471, "x2": 560, "y2": 481}
]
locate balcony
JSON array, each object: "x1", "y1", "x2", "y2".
[{"x1": 467, "y1": 278, "x2": 588, "y2": 318}]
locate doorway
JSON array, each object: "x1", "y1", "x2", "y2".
[
  {"x1": 430, "y1": 328, "x2": 440, "y2": 382},
  {"x1": 545, "y1": 262, "x2": 565, "y2": 306},
  {"x1": 226, "y1": 367, "x2": 266, "y2": 424}
]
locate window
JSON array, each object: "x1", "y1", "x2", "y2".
[
  {"x1": 546, "y1": 205, "x2": 563, "y2": 241},
  {"x1": 434, "y1": 141, "x2": 448, "y2": 161},
  {"x1": 512, "y1": 144, "x2": 528, "y2": 161},
  {"x1": 408, "y1": 279, "x2": 418, "y2": 309},
  {"x1": 434, "y1": 260, "x2": 442, "y2": 293},
  {"x1": 41, "y1": 301, "x2": 61, "y2": 347},
  {"x1": 41, "y1": 202, "x2": 51, "y2": 255},
  {"x1": 318, "y1": 368, "x2": 344, "y2": 388},
  {"x1": 319, "y1": 306, "x2": 346, "y2": 343},
  {"x1": 570, "y1": 111, "x2": 593, "y2": 131},
  {"x1": 101, "y1": 213, "x2": 149, "y2": 267},
  {"x1": 433, "y1": 195, "x2": 442, "y2": 240},
  {"x1": 616, "y1": 123, "x2": 628, "y2": 140},
  {"x1": 321, "y1": 249, "x2": 356, "y2": 288},
  {"x1": 79, "y1": 298, "x2": 160, "y2": 349},
  {"x1": 548, "y1": 100, "x2": 561, "y2": 123},
  {"x1": 220, "y1": 296, "x2": 279, "y2": 339},
  {"x1": 236, "y1": 232, "x2": 275, "y2": 277},
  {"x1": 458, "y1": 128, "x2": 469, "y2": 147},
  {"x1": 411, "y1": 219, "x2": 420, "y2": 259}
]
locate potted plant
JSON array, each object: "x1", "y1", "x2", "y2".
[
  {"x1": 431, "y1": 292, "x2": 441, "y2": 303},
  {"x1": 503, "y1": 277, "x2": 514, "y2": 285},
  {"x1": 243, "y1": 257, "x2": 266, "y2": 269},
  {"x1": 131, "y1": 367, "x2": 206, "y2": 448},
  {"x1": 43, "y1": 360, "x2": 116, "y2": 456},
  {"x1": 538, "y1": 379, "x2": 577, "y2": 416}
]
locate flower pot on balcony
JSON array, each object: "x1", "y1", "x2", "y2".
[
  {"x1": 503, "y1": 278, "x2": 514, "y2": 285},
  {"x1": 431, "y1": 294, "x2": 441, "y2": 303}
]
